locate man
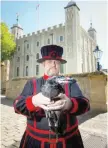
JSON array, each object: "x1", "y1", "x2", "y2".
[{"x1": 13, "y1": 45, "x2": 90, "y2": 148}]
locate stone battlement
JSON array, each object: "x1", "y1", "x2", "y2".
[{"x1": 18, "y1": 23, "x2": 65, "y2": 39}]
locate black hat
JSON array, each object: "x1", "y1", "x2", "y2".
[{"x1": 37, "y1": 45, "x2": 67, "y2": 64}]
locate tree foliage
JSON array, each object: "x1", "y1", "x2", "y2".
[{"x1": 1, "y1": 22, "x2": 16, "y2": 62}]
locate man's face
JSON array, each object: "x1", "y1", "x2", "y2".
[{"x1": 42, "y1": 60, "x2": 61, "y2": 76}]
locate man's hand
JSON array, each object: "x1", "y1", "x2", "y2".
[
  {"x1": 46, "y1": 93, "x2": 72, "y2": 111},
  {"x1": 32, "y1": 92, "x2": 54, "y2": 110}
]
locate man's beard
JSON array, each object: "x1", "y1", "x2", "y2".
[{"x1": 47, "y1": 68, "x2": 59, "y2": 76}]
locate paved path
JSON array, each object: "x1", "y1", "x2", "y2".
[{"x1": 1, "y1": 98, "x2": 108, "y2": 148}]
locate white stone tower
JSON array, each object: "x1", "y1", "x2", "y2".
[
  {"x1": 88, "y1": 21, "x2": 97, "y2": 43},
  {"x1": 11, "y1": 13, "x2": 23, "y2": 39},
  {"x1": 64, "y1": 1, "x2": 81, "y2": 74}
]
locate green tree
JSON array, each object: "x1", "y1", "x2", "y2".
[{"x1": 1, "y1": 22, "x2": 16, "y2": 62}]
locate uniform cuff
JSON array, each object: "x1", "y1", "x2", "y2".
[
  {"x1": 70, "y1": 98, "x2": 78, "y2": 113},
  {"x1": 26, "y1": 96, "x2": 40, "y2": 112}
]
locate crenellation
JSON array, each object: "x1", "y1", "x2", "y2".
[
  {"x1": 37, "y1": 30, "x2": 40, "y2": 34},
  {"x1": 23, "y1": 35, "x2": 26, "y2": 38},
  {"x1": 27, "y1": 33, "x2": 31, "y2": 36},
  {"x1": 59, "y1": 23, "x2": 63, "y2": 27},
  {"x1": 32, "y1": 32, "x2": 35, "y2": 35},
  {"x1": 52, "y1": 25, "x2": 57, "y2": 30},
  {"x1": 48, "y1": 27, "x2": 51, "y2": 30},
  {"x1": 42, "y1": 29, "x2": 45, "y2": 32}
]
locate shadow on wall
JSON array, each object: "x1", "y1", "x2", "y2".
[
  {"x1": 77, "y1": 109, "x2": 106, "y2": 125},
  {"x1": 1, "y1": 97, "x2": 13, "y2": 107}
]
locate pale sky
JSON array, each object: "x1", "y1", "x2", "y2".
[{"x1": 1, "y1": 0, "x2": 108, "y2": 69}]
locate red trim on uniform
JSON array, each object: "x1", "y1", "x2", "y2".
[
  {"x1": 32, "y1": 79, "x2": 40, "y2": 129},
  {"x1": 13, "y1": 96, "x2": 22, "y2": 107},
  {"x1": 43, "y1": 74, "x2": 49, "y2": 80},
  {"x1": 27, "y1": 119, "x2": 78, "y2": 134},
  {"x1": 43, "y1": 74, "x2": 52, "y2": 80},
  {"x1": 43, "y1": 56, "x2": 61, "y2": 59},
  {"x1": 50, "y1": 144, "x2": 54, "y2": 148},
  {"x1": 64, "y1": 80, "x2": 69, "y2": 97},
  {"x1": 13, "y1": 96, "x2": 22, "y2": 114},
  {"x1": 62, "y1": 138, "x2": 66, "y2": 148},
  {"x1": 27, "y1": 124, "x2": 55, "y2": 135},
  {"x1": 83, "y1": 98, "x2": 90, "y2": 112},
  {"x1": 65, "y1": 80, "x2": 70, "y2": 129},
  {"x1": 13, "y1": 96, "x2": 30, "y2": 118},
  {"x1": 53, "y1": 144, "x2": 57, "y2": 148},
  {"x1": 22, "y1": 132, "x2": 28, "y2": 148},
  {"x1": 32, "y1": 79, "x2": 36, "y2": 95},
  {"x1": 25, "y1": 96, "x2": 37, "y2": 111},
  {"x1": 26, "y1": 128, "x2": 78, "y2": 143},
  {"x1": 65, "y1": 129, "x2": 78, "y2": 140},
  {"x1": 41, "y1": 142, "x2": 44, "y2": 148},
  {"x1": 70, "y1": 98, "x2": 78, "y2": 113}
]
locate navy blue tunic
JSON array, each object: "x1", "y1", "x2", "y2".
[{"x1": 13, "y1": 76, "x2": 90, "y2": 148}]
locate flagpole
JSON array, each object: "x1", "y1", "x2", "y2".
[{"x1": 36, "y1": 2, "x2": 40, "y2": 31}]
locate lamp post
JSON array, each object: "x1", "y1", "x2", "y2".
[{"x1": 93, "y1": 45, "x2": 103, "y2": 71}]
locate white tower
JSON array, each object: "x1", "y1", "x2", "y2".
[
  {"x1": 88, "y1": 21, "x2": 97, "y2": 43},
  {"x1": 65, "y1": 1, "x2": 81, "y2": 74},
  {"x1": 11, "y1": 14, "x2": 23, "y2": 39}
]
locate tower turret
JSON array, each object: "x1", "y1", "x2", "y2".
[
  {"x1": 64, "y1": 1, "x2": 81, "y2": 73},
  {"x1": 11, "y1": 13, "x2": 23, "y2": 39},
  {"x1": 88, "y1": 21, "x2": 97, "y2": 43}
]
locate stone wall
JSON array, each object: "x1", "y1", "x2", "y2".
[
  {"x1": 1, "y1": 60, "x2": 10, "y2": 94},
  {"x1": 6, "y1": 71, "x2": 107, "y2": 112}
]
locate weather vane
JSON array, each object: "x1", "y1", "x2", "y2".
[{"x1": 16, "y1": 13, "x2": 19, "y2": 25}]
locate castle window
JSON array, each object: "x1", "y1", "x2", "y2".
[
  {"x1": 24, "y1": 40, "x2": 28, "y2": 50},
  {"x1": 18, "y1": 46, "x2": 20, "y2": 51},
  {"x1": 36, "y1": 53, "x2": 39, "y2": 59},
  {"x1": 48, "y1": 39, "x2": 50, "y2": 44},
  {"x1": 17, "y1": 67, "x2": 19, "y2": 76},
  {"x1": 27, "y1": 44, "x2": 29, "y2": 49},
  {"x1": 26, "y1": 55, "x2": 29, "y2": 61},
  {"x1": 36, "y1": 65, "x2": 39, "y2": 75},
  {"x1": 37, "y1": 42, "x2": 39, "y2": 46},
  {"x1": 26, "y1": 66, "x2": 28, "y2": 76},
  {"x1": 60, "y1": 36, "x2": 63, "y2": 42},
  {"x1": 17, "y1": 57, "x2": 20, "y2": 62}
]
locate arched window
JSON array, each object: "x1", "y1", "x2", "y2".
[
  {"x1": 60, "y1": 36, "x2": 63, "y2": 42},
  {"x1": 48, "y1": 39, "x2": 50, "y2": 44},
  {"x1": 18, "y1": 46, "x2": 20, "y2": 51},
  {"x1": 26, "y1": 66, "x2": 28, "y2": 76},
  {"x1": 17, "y1": 67, "x2": 19, "y2": 76},
  {"x1": 36, "y1": 53, "x2": 39, "y2": 59},
  {"x1": 36, "y1": 65, "x2": 39, "y2": 75},
  {"x1": 17, "y1": 57, "x2": 20, "y2": 62},
  {"x1": 37, "y1": 41, "x2": 39, "y2": 46},
  {"x1": 26, "y1": 55, "x2": 29, "y2": 61},
  {"x1": 27, "y1": 44, "x2": 29, "y2": 49},
  {"x1": 24, "y1": 40, "x2": 27, "y2": 50}
]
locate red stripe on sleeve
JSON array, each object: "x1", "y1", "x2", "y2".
[
  {"x1": 64, "y1": 80, "x2": 70, "y2": 129},
  {"x1": 25, "y1": 96, "x2": 40, "y2": 112},
  {"x1": 32, "y1": 79, "x2": 36, "y2": 95},
  {"x1": 70, "y1": 98, "x2": 78, "y2": 113},
  {"x1": 83, "y1": 98, "x2": 90, "y2": 112}
]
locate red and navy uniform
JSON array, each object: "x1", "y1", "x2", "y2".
[{"x1": 13, "y1": 75, "x2": 90, "y2": 148}]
